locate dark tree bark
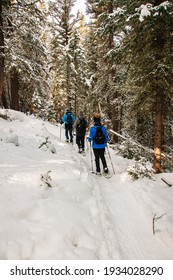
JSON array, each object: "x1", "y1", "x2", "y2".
[
  {"x1": 107, "y1": 0, "x2": 119, "y2": 142},
  {"x1": 0, "y1": 4, "x2": 5, "y2": 105},
  {"x1": 11, "y1": 69, "x2": 19, "y2": 111},
  {"x1": 154, "y1": 92, "x2": 163, "y2": 173}
]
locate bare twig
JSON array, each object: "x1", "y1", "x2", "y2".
[
  {"x1": 38, "y1": 137, "x2": 49, "y2": 149},
  {"x1": 152, "y1": 213, "x2": 166, "y2": 235},
  {"x1": 40, "y1": 170, "x2": 52, "y2": 188}
]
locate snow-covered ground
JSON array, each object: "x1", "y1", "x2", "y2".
[{"x1": 0, "y1": 109, "x2": 173, "y2": 260}]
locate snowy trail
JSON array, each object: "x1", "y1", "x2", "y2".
[
  {"x1": 1, "y1": 113, "x2": 173, "y2": 260},
  {"x1": 45, "y1": 123, "x2": 121, "y2": 259},
  {"x1": 44, "y1": 123, "x2": 166, "y2": 259},
  {"x1": 75, "y1": 152, "x2": 121, "y2": 259}
]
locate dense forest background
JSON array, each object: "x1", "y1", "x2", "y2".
[{"x1": 0, "y1": 0, "x2": 173, "y2": 174}]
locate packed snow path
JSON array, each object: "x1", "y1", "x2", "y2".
[
  {"x1": 0, "y1": 110, "x2": 173, "y2": 260},
  {"x1": 46, "y1": 122, "x2": 173, "y2": 260},
  {"x1": 45, "y1": 123, "x2": 121, "y2": 259}
]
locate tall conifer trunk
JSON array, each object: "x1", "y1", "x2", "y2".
[
  {"x1": 153, "y1": 0, "x2": 165, "y2": 172},
  {"x1": 154, "y1": 92, "x2": 163, "y2": 173},
  {"x1": 11, "y1": 69, "x2": 19, "y2": 111},
  {"x1": 107, "y1": 0, "x2": 119, "y2": 142},
  {"x1": 0, "y1": 4, "x2": 4, "y2": 105}
]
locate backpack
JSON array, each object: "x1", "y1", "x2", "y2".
[
  {"x1": 94, "y1": 126, "x2": 105, "y2": 144},
  {"x1": 66, "y1": 113, "x2": 73, "y2": 125},
  {"x1": 77, "y1": 118, "x2": 86, "y2": 133}
]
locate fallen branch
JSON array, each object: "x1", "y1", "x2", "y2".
[
  {"x1": 161, "y1": 177, "x2": 172, "y2": 187},
  {"x1": 109, "y1": 129, "x2": 173, "y2": 169}
]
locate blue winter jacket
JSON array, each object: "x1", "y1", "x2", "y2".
[
  {"x1": 88, "y1": 124, "x2": 109, "y2": 149},
  {"x1": 62, "y1": 112, "x2": 75, "y2": 125}
]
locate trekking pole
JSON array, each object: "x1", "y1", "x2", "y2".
[
  {"x1": 89, "y1": 142, "x2": 94, "y2": 173},
  {"x1": 60, "y1": 123, "x2": 62, "y2": 140},
  {"x1": 106, "y1": 145, "x2": 115, "y2": 174},
  {"x1": 86, "y1": 134, "x2": 89, "y2": 151}
]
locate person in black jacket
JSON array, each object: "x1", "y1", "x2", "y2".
[{"x1": 74, "y1": 111, "x2": 87, "y2": 153}]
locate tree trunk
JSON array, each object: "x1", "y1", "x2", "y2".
[
  {"x1": 112, "y1": 91, "x2": 119, "y2": 143},
  {"x1": 154, "y1": 93, "x2": 163, "y2": 173},
  {"x1": 11, "y1": 69, "x2": 19, "y2": 111},
  {"x1": 0, "y1": 4, "x2": 5, "y2": 105},
  {"x1": 107, "y1": 0, "x2": 119, "y2": 142}
]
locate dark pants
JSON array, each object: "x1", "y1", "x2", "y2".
[
  {"x1": 65, "y1": 124, "x2": 73, "y2": 142},
  {"x1": 76, "y1": 134, "x2": 85, "y2": 151},
  {"x1": 93, "y1": 148, "x2": 107, "y2": 172}
]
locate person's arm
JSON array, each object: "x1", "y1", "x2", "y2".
[
  {"x1": 62, "y1": 114, "x2": 67, "y2": 123},
  {"x1": 88, "y1": 127, "x2": 95, "y2": 142},
  {"x1": 103, "y1": 126, "x2": 109, "y2": 143}
]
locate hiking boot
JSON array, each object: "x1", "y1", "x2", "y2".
[{"x1": 104, "y1": 167, "x2": 109, "y2": 174}]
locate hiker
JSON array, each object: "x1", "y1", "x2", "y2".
[
  {"x1": 74, "y1": 111, "x2": 87, "y2": 153},
  {"x1": 88, "y1": 113, "x2": 109, "y2": 175},
  {"x1": 61, "y1": 109, "x2": 75, "y2": 143}
]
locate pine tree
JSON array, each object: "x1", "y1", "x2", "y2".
[
  {"x1": 85, "y1": 0, "x2": 127, "y2": 138},
  {"x1": 121, "y1": 1, "x2": 173, "y2": 172},
  {"x1": 48, "y1": 0, "x2": 76, "y2": 113},
  {"x1": 2, "y1": 0, "x2": 48, "y2": 114}
]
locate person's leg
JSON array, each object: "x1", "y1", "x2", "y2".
[
  {"x1": 69, "y1": 127, "x2": 73, "y2": 142},
  {"x1": 99, "y1": 148, "x2": 109, "y2": 173},
  {"x1": 76, "y1": 135, "x2": 81, "y2": 152},
  {"x1": 81, "y1": 135, "x2": 85, "y2": 151},
  {"x1": 65, "y1": 125, "x2": 69, "y2": 141},
  {"x1": 93, "y1": 149, "x2": 100, "y2": 173}
]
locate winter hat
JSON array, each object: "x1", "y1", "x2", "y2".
[{"x1": 93, "y1": 113, "x2": 101, "y2": 123}]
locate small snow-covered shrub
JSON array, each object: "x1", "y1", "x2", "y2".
[
  {"x1": 127, "y1": 157, "x2": 154, "y2": 180},
  {"x1": 5, "y1": 133, "x2": 19, "y2": 146},
  {"x1": 40, "y1": 170, "x2": 52, "y2": 188},
  {"x1": 38, "y1": 137, "x2": 56, "y2": 154},
  {"x1": 116, "y1": 140, "x2": 142, "y2": 160}
]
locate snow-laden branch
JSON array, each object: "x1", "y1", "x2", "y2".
[{"x1": 109, "y1": 129, "x2": 173, "y2": 168}]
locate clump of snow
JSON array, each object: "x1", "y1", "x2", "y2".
[
  {"x1": 0, "y1": 109, "x2": 173, "y2": 260},
  {"x1": 136, "y1": 4, "x2": 152, "y2": 22},
  {"x1": 137, "y1": 2, "x2": 171, "y2": 22}
]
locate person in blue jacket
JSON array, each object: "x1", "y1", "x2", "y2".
[
  {"x1": 61, "y1": 109, "x2": 75, "y2": 142},
  {"x1": 88, "y1": 113, "x2": 109, "y2": 175}
]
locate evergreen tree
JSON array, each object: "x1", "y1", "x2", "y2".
[
  {"x1": 121, "y1": 1, "x2": 173, "y2": 172},
  {"x1": 1, "y1": 0, "x2": 48, "y2": 115},
  {"x1": 48, "y1": 0, "x2": 76, "y2": 114},
  {"x1": 85, "y1": 0, "x2": 126, "y2": 138}
]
